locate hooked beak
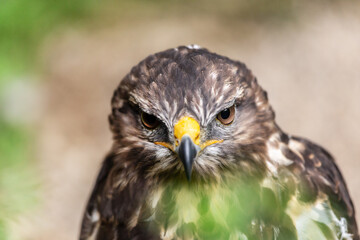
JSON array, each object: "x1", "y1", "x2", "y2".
[{"x1": 176, "y1": 135, "x2": 200, "y2": 181}]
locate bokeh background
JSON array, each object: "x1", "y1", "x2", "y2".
[{"x1": 1, "y1": 0, "x2": 359, "y2": 239}]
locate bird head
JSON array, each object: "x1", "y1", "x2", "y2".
[{"x1": 109, "y1": 46, "x2": 276, "y2": 184}]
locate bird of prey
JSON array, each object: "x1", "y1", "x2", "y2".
[{"x1": 79, "y1": 45, "x2": 358, "y2": 240}]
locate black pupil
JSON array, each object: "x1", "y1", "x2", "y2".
[
  {"x1": 144, "y1": 113, "x2": 157, "y2": 126},
  {"x1": 220, "y1": 109, "x2": 230, "y2": 119}
]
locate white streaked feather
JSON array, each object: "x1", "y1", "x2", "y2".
[
  {"x1": 87, "y1": 209, "x2": 100, "y2": 240},
  {"x1": 286, "y1": 197, "x2": 352, "y2": 240},
  {"x1": 187, "y1": 44, "x2": 202, "y2": 49},
  {"x1": 267, "y1": 143, "x2": 293, "y2": 166}
]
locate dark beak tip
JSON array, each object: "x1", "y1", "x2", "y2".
[
  {"x1": 177, "y1": 136, "x2": 199, "y2": 182},
  {"x1": 185, "y1": 169, "x2": 192, "y2": 182}
]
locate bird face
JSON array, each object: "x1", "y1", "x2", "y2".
[{"x1": 109, "y1": 46, "x2": 276, "y2": 183}]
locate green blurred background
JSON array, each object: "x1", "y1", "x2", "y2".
[{"x1": 0, "y1": 0, "x2": 359, "y2": 239}]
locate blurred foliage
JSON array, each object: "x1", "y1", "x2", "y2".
[
  {"x1": 152, "y1": 175, "x2": 334, "y2": 239},
  {"x1": 0, "y1": 0, "x2": 97, "y2": 87},
  {"x1": 0, "y1": 120, "x2": 37, "y2": 239},
  {"x1": 0, "y1": 0, "x2": 97, "y2": 238}
]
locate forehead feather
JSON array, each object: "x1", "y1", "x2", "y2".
[{"x1": 121, "y1": 46, "x2": 252, "y2": 123}]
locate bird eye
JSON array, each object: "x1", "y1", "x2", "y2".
[
  {"x1": 217, "y1": 105, "x2": 235, "y2": 125},
  {"x1": 141, "y1": 112, "x2": 160, "y2": 129}
]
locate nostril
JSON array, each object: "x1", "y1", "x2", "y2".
[{"x1": 195, "y1": 133, "x2": 200, "y2": 144}]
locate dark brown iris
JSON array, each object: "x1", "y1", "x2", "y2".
[
  {"x1": 217, "y1": 105, "x2": 235, "y2": 125},
  {"x1": 141, "y1": 112, "x2": 160, "y2": 129}
]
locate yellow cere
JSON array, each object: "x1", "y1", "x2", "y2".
[
  {"x1": 200, "y1": 139, "x2": 224, "y2": 150},
  {"x1": 174, "y1": 116, "x2": 200, "y2": 145}
]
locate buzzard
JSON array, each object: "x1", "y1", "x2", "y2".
[{"x1": 79, "y1": 45, "x2": 358, "y2": 240}]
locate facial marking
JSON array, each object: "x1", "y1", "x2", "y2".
[
  {"x1": 200, "y1": 139, "x2": 224, "y2": 150},
  {"x1": 154, "y1": 141, "x2": 174, "y2": 151}
]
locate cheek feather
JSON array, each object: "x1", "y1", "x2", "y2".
[
  {"x1": 154, "y1": 146, "x2": 174, "y2": 159},
  {"x1": 194, "y1": 144, "x2": 236, "y2": 175}
]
